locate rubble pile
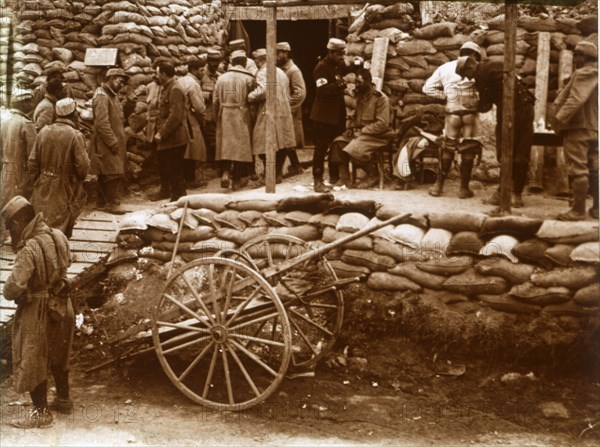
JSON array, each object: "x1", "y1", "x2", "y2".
[{"x1": 111, "y1": 193, "x2": 600, "y2": 319}]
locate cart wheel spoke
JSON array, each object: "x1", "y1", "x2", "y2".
[
  {"x1": 220, "y1": 265, "x2": 237, "y2": 322},
  {"x1": 156, "y1": 320, "x2": 211, "y2": 335},
  {"x1": 162, "y1": 293, "x2": 212, "y2": 327},
  {"x1": 289, "y1": 308, "x2": 334, "y2": 337},
  {"x1": 221, "y1": 346, "x2": 234, "y2": 405},
  {"x1": 289, "y1": 318, "x2": 320, "y2": 358},
  {"x1": 223, "y1": 285, "x2": 262, "y2": 328},
  {"x1": 228, "y1": 311, "x2": 280, "y2": 332},
  {"x1": 229, "y1": 333, "x2": 285, "y2": 348},
  {"x1": 227, "y1": 343, "x2": 261, "y2": 397},
  {"x1": 162, "y1": 335, "x2": 211, "y2": 356},
  {"x1": 202, "y1": 344, "x2": 220, "y2": 399},
  {"x1": 208, "y1": 263, "x2": 223, "y2": 323},
  {"x1": 178, "y1": 341, "x2": 215, "y2": 381},
  {"x1": 229, "y1": 339, "x2": 278, "y2": 377},
  {"x1": 181, "y1": 275, "x2": 217, "y2": 326}
]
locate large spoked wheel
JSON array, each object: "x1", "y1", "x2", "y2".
[
  {"x1": 240, "y1": 234, "x2": 344, "y2": 369},
  {"x1": 152, "y1": 257, "x2": 292, "y2": 411}
]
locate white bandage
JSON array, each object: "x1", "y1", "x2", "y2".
[{"x1": 316, "y1": 78, "x2": 328, "y2": 87}]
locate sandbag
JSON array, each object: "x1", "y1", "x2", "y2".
[
  {"x1": 542, "y1": 301, "x2": 598, "y2": 317},
  {"x1": 413, "y1": 22, "x2": 457, "y2": 40},
  {"x1": 479, "y1": 235, "x2": 520, "y2": 263},
  {"x1": 570, "y1": 242, "x2": 600, "y2": 264},
  {"x1": 214, "y1": 210, "x2": 247, "y2": 231},
  {"x1": 170, "y1": 208, "x2": 199, "y2": 230},
  {"x1": 147, "y1": 213, "x2": 179, "y2": 234},
  {"x1": 138, "y1": 227, "x2": 166, "y2": 243},
  {"x1": 424, "y1": 52, "x2": 450, "y2": 66},
  {"x1": 138, "y1": 247, "x2": 172, "y2": 262},
  {"x1": 401, "y1": 67, "x2": 436, "y2": 80},
  {"x1": 367, "y1": 272, "x2": 422, "y2": 292},
  {"x1": 329, "y1": 261, "x2": 371, "y2": 279},
  {"x1": 373, "y1": 237, "x2": 429, "y2": 262},
  {"x1": 475, "y1": 258, "x2": 534, "y2": 285},
  {"x1": 152, "y1": 241, "x2": 195, "y2": 253},
  {"x1": 120, "y1": 210, "x2": 153, "y2": 231},
  {"x1": 544, "y1": 244, "x2": 576, "y2": 267},
  {"x1": 442, "y1": 269, "x2": 509, "y2": 296},
  {"x1": 191, "y1": 238, "x2": 237, "y2": 253},
  {"x1": 509, "y1": 282, "x2": 572, "y2": 306},
  {"x1": 263, "y1": 211, "x2": 294, "y2": 227},
  {"x1": 390, "y1": 224, "x2": 425, "y2": 248},
  {"x1": 395, "y1": 40, "x2": 437, "y2": 56},
  {"x1": 216, "y1": 227, "x2": 270, "y2": 246},
  {"x1": 277, "y1": 193, "x2": 334, "y2": 213},
  {"x1": 511, "y1": 238, "x2": 553, "y2": 269},
  {"x1": 530, "y1": 266, "x2": 598, "y2": 289},
  {"x1": 341, "y1": 249, "x2": 395, "y2": 272},
  {"x1": 227, "y1": 198, "x2": 280, "y2": 212},
  {"x1": 420, "y1": 228, "x2": 452, "y2": 255},
  {"x1": 308, "y1": 213, "x2": 340, "y2": 228},
  {"x1": 416, "y1": 256, "x2": 472, "y2": 276},
  {"x1": 238, "y1": 210, "x2": 264, "y2": 226},
  {"x1": 387, "y1": 57, "x2": 411, "y2": 71},
  {"x1": 336, "y1": 212, "x2": 370, "y2": 233},
  {"x1": 328, "y1": 199, "x2": 377, "y2": 217},
  {"x1": 536, "y1": 220, "x2": 599, "y2": 244},
  {"x1": 446, "y1": 232, "x2": 484, "y2": 257},
  {"x1": 269, "y1": 225, "x2": 320, "y2": 241},
  {"x1": 478, "y1": 295, "x2": 541, "y2": 314},
  {"x1": 573, "y1": 283, "x2": 600, "y2": 307},
  {"x1": 388, "y1": 264, "x2": 446, "y2": 290},
  {"x1": 177, "y1": 194, "x2": 231, "y2": 212},
  {"x1": 429, "y1": 211, "x2": 487, "y2": 233},
  {"x1": 370, "y1": 19, "x2": 413, "y2": 31},
  {"x1": 386, "y1": 79, "x2": 411, "y2": 93},
  {"x1": 190, "y1": 209, "x2": 218, "y2": 227},
  {"x1": 432, "y1": 34, "x2": 468, "y2": 51},
  {"x1": 380, "y1": 3, "x2": 414, "y2": 18},
  {"x1": 323, "y1": 228, "x2": 373, "y2": 251},
  {"x1": 284, "y1": 211, "x2": 312, "y2": 226},
  {"x1": 375, "y1": 206, "x2": 427, "y2": 229},
  {"x1": 163, "y1": 226, "x2": 215, "y2": 243},
  {"x1": 479, "y1": 216, "x2": 543, "y2": 240}
]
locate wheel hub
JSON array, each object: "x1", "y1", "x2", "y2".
[{"x1": 211, "y1": 324, "x2": 228, "y2": 344}]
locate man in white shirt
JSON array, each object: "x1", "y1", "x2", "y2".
[{"x1": 422, "y1": 41, "x2": 482, "y2": 199}]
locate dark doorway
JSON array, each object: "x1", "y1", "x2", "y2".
[{"x1": 242, "y1": 20, "x2": 330, "y2": 146}]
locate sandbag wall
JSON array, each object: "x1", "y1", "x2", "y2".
[
  {"x1": 114, "y1": 193, "x2": 600, "y2": 319},
  {"x1": 343, "y1": 3, "x2": 598, "y2": 119}
]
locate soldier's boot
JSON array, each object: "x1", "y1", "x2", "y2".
[
  {"x1": 458, "y1": 155, "x2": 475, "y2": 199},
  {"x1": 336, "y1": 162, "x2": 352, "y2": 188},
  {"x1": 588, "y1": 173, "x2": 599, "y2": 219},
  {"x1": 429, "y1": 150, "x2": 454, "y2": 197},
  {"x1": 558, "y1": 176, "x2": 588, "y2": 221},
  {"x1": 104, "y1": 180, "x2": 126, "y2": 215}
]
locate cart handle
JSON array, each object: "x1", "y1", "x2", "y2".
[{"x1": 261, "y1": 212, "x2": 412, "y2": 279}]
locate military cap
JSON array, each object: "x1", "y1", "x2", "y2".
[
  {"x1": 327, "y1": 38, "x2": 346, "y2": 51},
  {"x1": 574, "y1": 41, "x2": 597, "y2": 58},
  {"x1": 55, "y1": 97, "x2": 77, "y2": 117},
  {"x1": 252, "y1": 48, "x2": 267, "y2": 58},
  {"x1": 106, "y1": 68, "x2": 130, "y2": 79},
  {"x1": 207, "y1": 49, "x2": 221, "y2": 61},
  {"x1": 1, "y1": 196, "x2": 32, "y2": 222},
  {"x1": 446, "y1": 231, "x2": 484, "y2": 256},
  {"x1": 230, "y1": 49, "x2": 246, "y2": 60},
  {"x1": 229, "y1": 39, "x2": 246, "y2": 50},
  {"x1": 459, "y1": 41, "x2": 482, "y2": 57},
  {"x1": 276, "y1": 42, "x2": 291, "y2": 52},
  {"x1": 46, "y1": 66, "x2": 64, "y2": 80}
]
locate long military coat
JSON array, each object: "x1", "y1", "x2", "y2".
[
  {"x1": 282, "y1": 59, "x2": 307, "y2": 147},
  {"x1": 91, "y1": 85, "x2": 126, "y2": 176},
  {"x1": 177, "y1": 73, "x2": 207, "y2": 162}
]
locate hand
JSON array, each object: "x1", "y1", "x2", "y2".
[{"x1": 154, "y1": 133, "x2": 161, "y2": 142}]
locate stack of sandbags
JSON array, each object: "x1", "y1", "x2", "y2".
[{"x1": 0, "y1": 5, "x2": 18, "y2": 105}]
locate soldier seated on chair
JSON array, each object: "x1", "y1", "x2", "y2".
[{"x1": 330, "y1": 69, "x2": 393, "y2": 188}]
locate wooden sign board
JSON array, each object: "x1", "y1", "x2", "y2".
[{"x1": 84, "y1": 48, "x2": 118, "y2": 67}]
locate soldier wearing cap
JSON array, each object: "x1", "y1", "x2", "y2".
[
  {"x1": 154, "y1": 58, "x2": 189, "y2": 201},
  {"x1": 28, "y1": 97, "x2": 90, "y2": 238},
  {"x1": 200, "y1": 49, "x2": 224, "y2": 168},
  {"x1": 31, "y1": 67, "x2": 73, "y2": 114},
  {"x1": 0, "y1": 90, "x2": 37, "y2": 210},
  {"x1": 248, "y1": 48, "x2": 296, "y2": 183},
  {"x1": 423, "y1": 41, "x2": 483, "y2": 199},
  {"x1": 32, "y1": 68, "x2": 69, "y2": 132},
  {"x1": 276, "y1": 41, "x2": 307, "y2": 177},
  {"x1": 552, "y1": 40, "x2": 598, "y2": 220},
  {"x1": 229, "y1": 39, "x2": 258, "y2": 75},
  {"x1": 2, "y1": 196, "x2": 74, "y2": 428},
  {"x1": 309, "y1": 37, "x2": 351, "y2": 192},
  {"x1": 457, "y1": 51, "x2": 536, "y2": 210},
  {"x1": 213, "y1": 49, "x2": 256, "y2": 189},
  {"x1": 91, "y1": 68, "x2": 129, "y2": 213}
]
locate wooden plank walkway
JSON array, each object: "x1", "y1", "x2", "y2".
[{"x1": 1, "y1": 210, "x2": 120, "y2": 323}]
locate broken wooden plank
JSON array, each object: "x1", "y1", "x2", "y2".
[{"x1": 370, "y1": 37, "x2": 389, "y2": 92}]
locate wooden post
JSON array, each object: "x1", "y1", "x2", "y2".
[
  {"x1": 499, "y1": 2, "x2": 517, "y2": 214},
  {"x1": 554, "y1": 49, "x2": 574, "y2": 196},
  {"x1": 420, "y1": 1, "x2": 434, "y2": 26},
  {"x1": 264, "y1": 2, "x2": 277, "y2": 193},
  {"x1": 370, "y1": 37, "x2": 389, "y2": 91},
  {"x1": 529, "y1": 31, "x2": 551, "y2": 192}
]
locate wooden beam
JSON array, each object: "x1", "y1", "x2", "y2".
[
  {"x1": 420, "y1": 1, "x2": 435, "y2": 26},
  {"x1": 223, "y1": 3, "x2": 366, "y2": 20},
  {"x1": 499, "y1": 2, "x2": 517, "y2": 215},
  {"x1": 265, "y1": 3, "x2": 277, "y2": 193},
  {"x1": 529, "y1": 31, "x2": 551, "y2": 192},
  {"x1": 370, "y1": 37, "x2": 389, "y2": 91},
  {"x1": 554, "y1": 48, "x2": 574, "y2": 196}
]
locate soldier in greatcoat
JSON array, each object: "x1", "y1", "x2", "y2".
[
  {"x1": 91, "y1": 68, "x2": 129, "y2": 213},
  {"x1": 213, "y1": 50, "x2": 256, "y2": 190},
  {"x1": 28, "y1": 98, "x2": 90, "y2": 238},
  {"x1": 200, "y1": 49, "x2": 223, "y2": 169},
  {"x1": 2, "y1": 196, "x2": 74, "y2": 428}
]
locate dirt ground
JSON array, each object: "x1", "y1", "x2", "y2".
[{"x1": 1, "y1": 151, "x2": 598, "y2": 446}]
